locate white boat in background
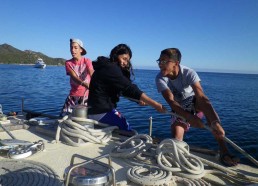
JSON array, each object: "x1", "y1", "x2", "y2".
[{"x1": 34, "y1": 58, "x2": 46, "y2": 68}]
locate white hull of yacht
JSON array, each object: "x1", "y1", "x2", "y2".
[
  {"x1": 34, "y1": 63, "x2": 46, "y2": 68},
  {"x1": 34, "y1": 58, "x2": 46, "y2": 69}
]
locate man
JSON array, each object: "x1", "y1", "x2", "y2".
[{"x1": 155, "y1": 48, "x2": 238, "y2": 166}]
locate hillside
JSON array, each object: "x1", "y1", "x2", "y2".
[{"x1": 0, "y1": 43, "x2": 65, "y2": 65}]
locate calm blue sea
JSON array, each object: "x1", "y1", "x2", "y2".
[{"x1": 0, "y1": 64, "x2": 257, "y2": 165}]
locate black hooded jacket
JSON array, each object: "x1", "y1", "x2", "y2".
[{"x1": 88, "y1": 57, "x2": 143, "y2": 114}]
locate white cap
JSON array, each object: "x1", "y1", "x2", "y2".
[{"x1": 70, "y1": 38, "x2": 87, "y2": 55}]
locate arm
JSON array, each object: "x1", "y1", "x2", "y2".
[
  {"x1": 82, "y1": 68, "x2": 94, "y2": 88},
  {"x1": 161, "y1": 88, "x2": 204, "y2": 128},
  {"x1": 88, "y1": 68, "x2": 94, "y2": 77},
  {"x1": 67, "y1": 62, "x2": 94, "y2": 89},
  {"x1": 67, "y1": 68, "x2": 86, "y2": 87},
  {"x1": 139, "y1": 93, "x2": 167, "y2": 113},
  {"x1": 102, "y1": 64, "x2": 165, "y2": 113},
  {"x1": 192, "y1": 81, "x2": 225, "y2": 137}
]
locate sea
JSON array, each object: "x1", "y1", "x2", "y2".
[{"x1": 0, "y1": 64, "x2": 257, "y2": 166}]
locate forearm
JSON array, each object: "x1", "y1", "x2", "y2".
[
  {"x1": 69, "y1": 70, "x2": 89, "y2": 88},
  {"x1": 140, "y1": 93, "x2": 160, "y2": 109},
  {"x1": 168, "y1": 100, "x2": 192, "y2": 120},
  {"x1": 72, "y1": 76, "x2": 88, "y2": 88},
  {"x1": 161, "y1": 90, "x2": 191, "y2": 119}
]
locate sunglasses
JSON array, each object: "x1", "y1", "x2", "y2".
[{"x1": 156, "y1": 60, "x2": 173, "y2": 65}]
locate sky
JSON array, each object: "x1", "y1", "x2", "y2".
[{"x1": 1, "y1": 0, "x2": 258, "y2": 73}]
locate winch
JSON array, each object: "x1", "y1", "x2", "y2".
[
  {"x1": 71, "y1": 105, "x2": 88, "y2": 119},
  {"x1": 70, "y1": 105, "x2": 93, "y2": 129},
  {"x1": 64, "y1": 154, "x2": 116, "y2": 186}
]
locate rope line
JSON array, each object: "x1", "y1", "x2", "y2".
[
  {"x1": 110, "y1": 134, "x2": 153, "y2": 158},
  {"x1": 156, "y1": 139, "x2": 205, "y2": 179},
  {"x1": 204, "y1": 125, "x2": 258, "y2": 167},
  {"x1": 55, "y1": 115, "x2": 118, "y2": 146},
  {"x1": 0, "y1": 160, "x2": 62, "y2": 186},
  {"x1": 127, "y1": 165, "x2": 175, "y2": 186},
  {"x1": 111, "y1": 134, "x2": 258, "y2": 185}
]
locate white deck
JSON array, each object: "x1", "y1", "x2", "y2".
[{"x1": 0, "y1": 118, "x2": 258, "y2": 186}]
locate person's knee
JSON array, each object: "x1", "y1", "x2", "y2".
[{"x1": 171, "y1": 122, "x2": 185, "y2": 140}]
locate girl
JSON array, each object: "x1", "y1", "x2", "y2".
[{"x1": 87, "y1": 44, "x2": 166, "y2": 130}]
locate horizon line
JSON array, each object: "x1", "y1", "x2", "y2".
[{"x1": 134, "y1": 66, "x2": 258, "y2": 75}]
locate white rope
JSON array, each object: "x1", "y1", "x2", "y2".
[
  {"x1": 202, "y1": 170, "x2": 257, "y2": 186},
  {"x1": 166, "y1": 109, "x2": 258, "y2": 168},
  {"x1": 111, "y1": 134, "x2": 153, "y2": 158},
  {"x1": 191, "y1": 154, "x2": 258, "y2": 183},
  {"x1": 111, "y1": 133, "x2": 258, "y2": 185},
  {"x1": 204, "y1": 125, "x2": 258, "y2": 167},
  {"x1": 127, "y1": 165, "x2": 175, "y2": 186},
  {"x1": 55, "y1": 115, "x2": 118, "y2": 146},
  {"x1": 70, "y1": 116, "x2": 110, "y2": 127},
  {"x1": 156, "y1": 139, "x2": 205, "y2": 179},
  {"x1": 167, "y1": 110, "x2": 258, "y2": 168},
  {"x1": 113, "y1": 134, "x2": 211, "y2": 185},
  {"x1": 174, "y1": 176, "x2": 211, "y2": 186}
]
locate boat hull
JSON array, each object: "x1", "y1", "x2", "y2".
[{"x1": 34, "y1": 64, "x2": 46, "y2": 68}]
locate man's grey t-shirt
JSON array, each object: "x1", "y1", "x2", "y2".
[{"x1": 155, "y1": 65, "x2": 200, "y2": 105}]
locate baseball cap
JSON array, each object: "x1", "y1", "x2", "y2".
[{"x1": 70, "y1": 38, "x2": 87, "y2": 55}]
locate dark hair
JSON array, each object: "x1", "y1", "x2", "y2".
[
  {"x1": 109, "y1": 44, "x2": 134, "y2": 80},
  {"x1": 160, "y1": 48, "x2": 182, "y2": 63}
]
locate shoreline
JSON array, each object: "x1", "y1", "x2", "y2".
[{"x1": 0, "y1": 63, "x2": 63, "y2": 66}]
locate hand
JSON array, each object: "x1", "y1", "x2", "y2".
[
  {"x1": 188, "y1": 115, "x2": 205, "y2": 128},
  {"x1": 82, "y1": 81, "x2": 89, "y2": 89},
  {"x1": 139, "y1": 100, "x2": 147, "y2": 106},
  {"x1": 154, "y1": 104, "x2": 167, "y2": 113}
]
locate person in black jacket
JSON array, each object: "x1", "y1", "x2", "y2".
[{"x1": 88, "y1": 44, "x2": 166, "y2": 130}]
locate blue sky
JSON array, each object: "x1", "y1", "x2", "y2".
[{"x1": 1, "y1": 0, "x2": 258, "y2": 73}]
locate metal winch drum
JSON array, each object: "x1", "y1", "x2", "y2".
[
  {"x1": 71, "y1": 105, "x2": 93, "y2": 129},
  {"x1": 71, "y1": 105, "x2": 88, "y2": 119},
  {"x1": 64, "y1": 154, "x2": 115, "y2": 186}
]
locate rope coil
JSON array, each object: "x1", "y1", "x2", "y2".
[
  {"x1": 111, "y1": 133, "x2": 258, "y2": 185},
  {"x1": 127, "y1": 166, "x2": 175, "y2": 186},
  {"x1": 156, "y1": 139, "x2": 205, "y2": 179},
  {"x1": 111, "y1": 134, "x2": 153, "y2": 158},
  {"x1": 55, "y1": 115, "x2": 118, "y2": 146}
]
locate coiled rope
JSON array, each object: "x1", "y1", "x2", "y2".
[
  {"x1": 111, "y1": 134, "x2": 153, "y2": 158},
  {"x1": 0, "y1": 160, "x2": 62, "y2": 186},
  {"x1": 127, "y1": 165, "x2": 175, "y2": 186},
  {"x1": 112, "y1": 134, "x2": 258, "y2": 185},
  {"x1": 168, "y1": 111, "x2": 258, "y2": 168},
  {"x1": 112, "y1": 134, "x2": 208, "y2": 185},
  {"x1": 55, "y1": 115, "x2": 118, "y2": 146},
  {"x1": 174, "y1": 176, "x2": 211, "y2": 186},
  {"x1": 156, "y1": 139, "x2": 205, "y2": 179}
]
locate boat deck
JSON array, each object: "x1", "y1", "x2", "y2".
[
  {"x1": 0, "y1": 128, "x2": 133, "y2": 185},
  {"x1": 0, "y1": 116, "x2": 258, "y2": 186}
]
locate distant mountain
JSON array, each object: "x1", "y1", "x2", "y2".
[{"x1": 0, "y1": 43, "x2": 65, "y2": 65}]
